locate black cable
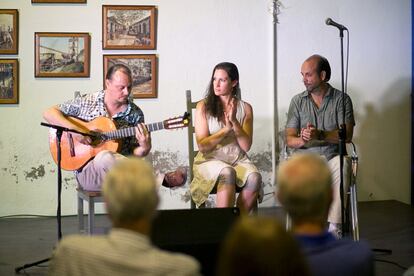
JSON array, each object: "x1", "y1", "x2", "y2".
[
  {"x1": 0, "y1": 214, "x2": 83, "y2": 219},
  {"x1": 374, "y1": 258, "x2": 408, "y2": 271},
  {"x1": 0, "y1": 214, "x2": 55, "y2": 219}
]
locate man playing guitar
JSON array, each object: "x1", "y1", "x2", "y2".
[{"x1": 43, "y1": 64, "x2": 151, "y2": 191}]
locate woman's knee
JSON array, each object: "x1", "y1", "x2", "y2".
[
  {"x1": 218, "y1": 167, "x2": 236, "y2": 184},
  {"x1": 244, "y1": 172, "x2": 262, "y2": 192}
]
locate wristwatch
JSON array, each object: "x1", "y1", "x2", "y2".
[{"x1": 319, "y1": 130, "x2": 325, "y2": 140}]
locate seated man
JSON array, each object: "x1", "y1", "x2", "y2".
[
  {"x1": 277, "y1": 153, "x2": 374, "y2": 276},
  {"x1": 49, "y1": 158, "x2": 200, "y2": 276},
  {"x1": 285, "y1": 54, "x2": 355, "y2": 237}
]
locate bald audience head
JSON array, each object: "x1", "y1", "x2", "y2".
[
  {"x1": 277, "y1": 153, "x2": 332, "y2": 226},
  {"x1": 102, "y1": 158, "x2": 158, "y2": 228}
]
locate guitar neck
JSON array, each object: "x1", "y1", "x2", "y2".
[{"x1": 103, "y1": 121, "x2": 164, "y2": 140}]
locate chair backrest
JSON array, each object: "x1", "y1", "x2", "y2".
[{"x1": 186, "y1": 90, "x2": 199, "y2": 183}]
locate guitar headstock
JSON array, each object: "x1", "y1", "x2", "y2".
[{"x1": 163, "y1": 112, "x2": 190, "y2": 130}]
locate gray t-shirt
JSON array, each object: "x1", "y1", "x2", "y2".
[{"x1": 286, "y1": 85, "x2": 355, "y2": 160}]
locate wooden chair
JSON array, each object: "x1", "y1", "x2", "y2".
[
  {"x1": 186, "y1": 90, "x2": 199, "y2": 209},
  {"x1": 186, "y1": 90, "x2": 258, "y2": 211},
  {"x1": 77, "y1": 186, "x2": 104, "y2": 235}
]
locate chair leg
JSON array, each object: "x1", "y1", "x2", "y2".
[
  {"x1": 88, "y1": 197, "x2": 95, "y2": 235},
  {"x1": 78, "y1": 194, "x2": 84, "y2": 233},
  {"x1": 285, "y1": 213, "x2": 292, "y2": 231},
  {"x1": 190, "y1": 198, "x2": 196, "y2": 209},
  {"x1": 349, "y1": 184, "x2": 360, "y2": 241}
]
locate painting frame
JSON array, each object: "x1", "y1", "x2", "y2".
[
  {"x1": 0, "y1": 59, "x2": 18, "y2": 104},
  {"x1": 34, "y1": 32, "x2": 90, "y2": 78},
  {"x1": 103, "y1": 54, "x2": 157, "y2": 99},
  {"x1": 102, "y1": 5, "x2": 156, "y2": 50},
  {"x1": 32, "y1": 0, "x2": 86, "y2": 3},
  {"x1": 0, "y1": 9, "x2": 18, "y2": 55}
]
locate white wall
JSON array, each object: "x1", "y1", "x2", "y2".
[{"x1": 0, "y1": 0, "x2": 411, "y2": 216}]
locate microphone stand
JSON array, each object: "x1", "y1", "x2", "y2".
[
  {"x1": 333, "y1": 24, "x2": 392, "y2": 254},
  {"x1": 15, "y1": 123, "x2": 91, "y2": 273},
  {"x1": 336, "y1": 27, "x2": 347, "y2": 237}
]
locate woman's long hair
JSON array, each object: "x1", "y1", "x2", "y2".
[{"x1": 204, "y1": 62, "x2": 241, "y2": 120}]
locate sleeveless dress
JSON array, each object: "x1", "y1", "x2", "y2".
[{"x1": 190, "y1": 100, "x2": 259, "y2": 207}]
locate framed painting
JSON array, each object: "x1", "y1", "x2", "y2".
[
  {"x1": 32, "y1": 0, "x2": 86, "y2": 3},
  {"x1": 103, "y1": 54, "x2": 157, "y2": 99},
  {"x1": 0, "y1": 9, "x2": 18, "y2": 55},
  {"x1": 35, "y1": 32, "x2": 90, "y2": 77},
  {"x1": 0, "y1": 59, "x2": 18, "y2": 104},
  {"x1": 102, "y1": 5, "x2": 156, "y2": 50}
]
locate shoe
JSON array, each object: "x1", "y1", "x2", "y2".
[
  {"x1": 328, "y1": 223, "x2": 343, "y2": 239},
  {"x1": 161, "y1": 167, "x2": 187, "y2": 188}
]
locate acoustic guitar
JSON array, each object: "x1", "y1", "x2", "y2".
[{"x1": 48, "y1": 112, "x2": 189, "y2": 171}]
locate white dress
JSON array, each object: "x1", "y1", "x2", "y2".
[{"x1": 190, "y1": 100, "x2": 259, "y2": 207}]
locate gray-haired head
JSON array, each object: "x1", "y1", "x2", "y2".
[
  {"x1": 103, "y1": 158, "x2": 158, "y2": 226},
  {"x1": 277, "y1": 153, "x2": 332, "y2": 226}
]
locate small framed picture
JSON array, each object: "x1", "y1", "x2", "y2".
[
  {"x1": 34, "y1": 32, "x2": 90, "y2": 78},
  {"x1": 32, "y1": 0, "x2": 86, "y2": 3},
  {"x1": 102, "y1": 5, "x2": 156, "y2": 50},
  {"x1": 0, "y1": 9, "x2": 18, "y2": 55},
  {"x1": 103, "y1": 54, "x2": 157, "y2": 99},
  {"x1": 0, "y1": 59, "x2": 18, "y2": 104}
]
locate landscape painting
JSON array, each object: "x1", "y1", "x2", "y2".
[{"x1": 35, "y1": 32, "x2": 90, "y2": 77}]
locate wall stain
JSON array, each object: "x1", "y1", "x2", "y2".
[
  {"x1": 1, "y1": 155, "x2": 19, "y2": 184},
  {"x1": 250, "y1": 150, "x2": 272, "y2": 173},
  {"x1": 181, "y1": 190, "x2": 191, "y2": 203},
  {"x1": 148, "y1": 150, "x2": 185, "y2": 173},
  {"x1": 24, "y1": 165, "x2": 45, "y2": 182},
  {"x1": 63, "y1": 176, "x2": 76, "y2": 190}
]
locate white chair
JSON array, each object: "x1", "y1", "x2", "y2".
[
  {"x1": 73, "y1": 91, "x2": 106, "y2": 235},
  {"x1": 77, "y1": 186, "x2": 104, "y2": 235}
]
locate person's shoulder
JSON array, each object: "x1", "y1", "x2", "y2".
[
  {"x1": 196, "y1": 99, "x2": 206, "y2": 108},
  {"x1": 53, "y1": 234, "x2": 106, "y2": 257},
  {"x1": 239, "y1": 99, "x2": 251, "y2": 107},
  {"x1": 149, "y1": 247, "x2": 201, "y2": 275},
  {"x1": 290, "y1": 91, "x2": 307, "y2": 101},
  {"x1": 58, "y1": 234, "x2": 103, "y2": 248},
  {"x1": 129, "y1": 102, "x2": 144, "y2": 113},
  {"x1": 330, "y1": 238, "x2": 373, "y2": 259}
]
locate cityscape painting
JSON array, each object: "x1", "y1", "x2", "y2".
[{"x1": 103, "y1": 5, "x2": 156, "y2": 50}]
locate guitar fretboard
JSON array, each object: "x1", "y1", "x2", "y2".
[{"x1": 103, "y1": 121, "x2": 165, "y2": 140}]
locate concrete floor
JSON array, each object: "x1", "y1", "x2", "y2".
[{"x1": 0, "y1": 200, "x2": 413, "y2": 275}]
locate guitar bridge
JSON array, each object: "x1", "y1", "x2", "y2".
[{"x1": 68, "y1": 133, "x2": 75, "y2": 157}]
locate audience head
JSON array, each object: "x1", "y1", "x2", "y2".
[
  {"x1": 217, "y1": 216, "x2": 310, "y2": 276},
  {"x1": 277, "y1": 153, "x2": 332, "y2": 227},
  {"x1": 102, "y1": 157, "x2": 158, "y2": 227}
]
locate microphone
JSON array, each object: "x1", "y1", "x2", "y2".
[{"x1": 325, "y1": 18, "x2": 348, "y2": 30}]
